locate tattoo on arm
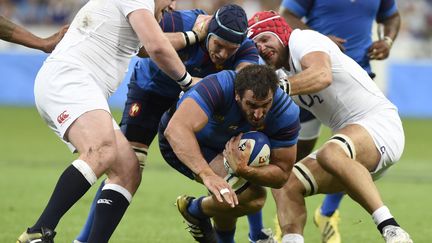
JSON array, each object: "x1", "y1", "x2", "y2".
[{"x1": 0, "y1": 16, "x2": 17, "y2": 41}]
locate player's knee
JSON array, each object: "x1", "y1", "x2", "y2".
[
  {"x1": 82, "y1": 140, "x2": 118, "y2": 173},
  {"x1": 291, "y1": 163, "x2": 318, "y2": 196},
  {"x1": 316, "y1": 146, "x2": 335, "y2": 172},
  {"x1": 243, "y1": 186, "x2": 267, "y2": 212}
]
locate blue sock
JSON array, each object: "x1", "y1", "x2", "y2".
[
  {"x1": 247, "y1": 210, "x2": 265, "y2": 241},
  {"x1": 216, "y1": 228, "x2": 236, "y2": 243},
  {"x1": 321, "y1": 192, "x2": 345, "y2": 217},
  {"x1": 75, "y1": 179, "x2": 105, "y2": 242},
  {"x1": 187, "y1": 196, "x2": 208, "y2": 219}
]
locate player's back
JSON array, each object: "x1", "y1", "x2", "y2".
[
  {"x1": 182, "y1": 70, "x2": 299, "y2": 151},
  {"x1": 47, "y1": 0, "x2": 153, "y2": 95},
  {"x1": 288, "y1": 29, "x2": 396, "y2": 131}
]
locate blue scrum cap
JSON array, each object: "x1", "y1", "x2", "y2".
[{"x1": 208, "y1": 4, "x2": 248, "y2": 45}]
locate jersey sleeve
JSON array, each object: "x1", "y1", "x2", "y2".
[
  {"x1": 115, "y1": 0, "x2": 155, "y2": 17},
  {"x1": 376, "y1": 0, "x2": 398, "y2": 22},
  {"x1": 280, "y1": 0, "x2": 313, "y2": 17},
  {"x1": 289, "y1": 29, "x2": 331, "y2": 63},
  {"x1": 233, "y1": 39, "x2": 260, "y2": 68},
  {"x1": 180, "y1": 72, "x2": 231, "y2": 118},
  {"x1": 268, "y1": 89, "x2": 301, "y2": 148},
  {"x1": 160, "y1": 9, "x2": 207, "y2": 32}
]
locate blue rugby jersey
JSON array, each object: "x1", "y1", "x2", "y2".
[
  {"x1": 281, "y1": 0, "x2": 398, "y2": 75},
  {"x1": 178, "y1": 70, "x2": 300, "y2": 152},
  {"x1": 133, "y1": 9, "x2": 259, "y2": 98}
]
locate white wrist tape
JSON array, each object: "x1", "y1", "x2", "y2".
[{"x1": 176, "y1": 71, "x2": 193, "y2": 89}]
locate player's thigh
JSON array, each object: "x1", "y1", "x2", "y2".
[
  {"x1": 105, "y1": 129, "x2": 141, "y2": 185},
  {"x1": 350, "y1": 109, "x2": 404, "y2": 179},
  {"x1": 67, "y1": 110, "x2": 117, "y2": 153},
  {"x1": 34, "y1": 62, "x2": 117, "y2": 154},
  {"x1": 293, "y1": 156, "x2": 345, "y2": 195},
  {"x1": 120, "y1": 82, "x2": 177, "y2": 145}
]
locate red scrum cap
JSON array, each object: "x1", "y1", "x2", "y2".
[{"x1": 247, "y1": 11, "x2": 292, "y2": 47}]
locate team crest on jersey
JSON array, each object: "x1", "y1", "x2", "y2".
[
  {"x1": 129, "y1": 103, "x2": 141, "y2": 117},
  {"x1": 57, "y1": 110, "x2": 70, "y2": 125},
  {"x1": 214, "y1": 114, "x2": 224, "y2": 122},
  {"x1": 215, "y1": 64, "x2": 224, "y2": 71}
]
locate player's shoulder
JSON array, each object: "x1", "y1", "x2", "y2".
[{"x1": 269, "y1": 89, "x2": 299, "y2": 120}]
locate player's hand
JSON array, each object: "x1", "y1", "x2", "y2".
[
  {"x1": 42, "y1": 24, "x2": 69, "y2": 53},
  {"x1": 198, "y1": 168, "x2": 238, "y2": 207},
  {"x1": 327, "y1": 35, "x2": 346, "y2": 52},
  {"x1": 368, "y1": 40, "x2": 390, "y2": 60},
  {"x1": 193, "y1": 15, "x2": 211, "y2": 42},
  {"x1": 223, "y1": 134, "x2": 251, "y2": 176}
]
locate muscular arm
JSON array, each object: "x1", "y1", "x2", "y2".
[
  {"x1": 164, "y1": 98, "x2": 210, "y2": 177},
  {"x1": 129, "y1": 9, "x2": 186, "y2": 80},
  {"x1": 165, "y1": 98, "x2": 238, "y2": 206},
  {"x1": 369, "y1": 12, "x2": 401, "y2": 60},
  {"x1": 0, "y1": 16, "x2": 68, "y2": 53},
  {"x1": 238, "y1": 146, "x2": 297, "y2": 188},
  {"x1": 288, "y1": 51, "x2": 332, "y2": 95},
  {"x1": 137, "y1": 32, "x2": 188, "y2": 57},
  {"x1": 378, "y1": 12, "x2": 401, "y2": 44}
]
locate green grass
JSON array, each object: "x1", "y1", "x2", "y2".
[{"x1": 0, "y1": 106, "x2": 431, "y2": 242}]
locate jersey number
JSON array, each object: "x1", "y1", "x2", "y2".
[{"x1": 298, "y1": 94, "x2": 324, "y2": 108}]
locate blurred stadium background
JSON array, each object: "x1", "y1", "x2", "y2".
[{"x1": 1, "y1": 0, "x2": 431, "y2": 242}]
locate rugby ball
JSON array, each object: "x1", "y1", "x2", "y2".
[{"x1": 224, "y1": 131, "x2": 271, "y2": 192}]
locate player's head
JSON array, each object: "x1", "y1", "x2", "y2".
[
  {"x1": 247, "y1": 11, "x2": 292, "y2": 69},
  {"x1": 155, "y1": 0, "x2": 176, "y2": 21},
  {"x1": 207, "y1": 4, "x2": 248, "y2": 65},
  {"x1": 235, "y1": 65, "x2": 278, "y2": 127}
]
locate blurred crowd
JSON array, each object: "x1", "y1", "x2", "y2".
[{"x1": 1, "y1": 0, "x2": 431, "y2": 58}]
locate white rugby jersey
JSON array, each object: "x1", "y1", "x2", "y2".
[
  {"x1": 281, "y1": 29, "x2": 397, "y2": 131},
  {"x1": 46, "y1": 0, "x2": 155, "y2": 97}
]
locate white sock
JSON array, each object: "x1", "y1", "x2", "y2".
[
  {"x1": 282, "y1": 233, "x2": 304, "y2": 243},
  {"x1": 372, "y1": 205, "x2": 393, "y2": 225}
]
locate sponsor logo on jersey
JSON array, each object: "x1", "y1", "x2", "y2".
[
  {"x1": 129, "y1": 102, "x2": 141, "y2": 117},
  {"x1": 57, "y1": 110, "x2": 70, "y2": 125},
  {"x1": 97, "y1": 199, "x2": 113, "y2": 205}
]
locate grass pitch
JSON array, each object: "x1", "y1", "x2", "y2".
[{"x1": 0, "y1": 106, "x2": 430, "y2": 242}]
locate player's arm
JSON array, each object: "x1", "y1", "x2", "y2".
[
  {"x1": 129, "y1": 9, "x2": 191, "y2": 87},
  {"x1": 137, "y1": 32, "x2": 198, "y2": 57},
  {"x1": 137, "y1": 12, "x2": 209, "y2": 58},
  {"x1": 369, "y1": 12, "x2": 401, "y2": 60},
  {"x1": 165, "y1": 98, "x2": 238, "y2": 207},
  {"x1": 285, "y1": 51, "x2": 332, "y2": 95},
  {"x1": 224, "y1": 135, "x2": 296, "y2": 188},
  {"x1": 279, "y1": 4, "x2": 346, "y2": 51},
  {"x1": 0, "y1": 16, "x2": 68, "y2": 53}
]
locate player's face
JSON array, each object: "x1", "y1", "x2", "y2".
[
  {"x1": 253, "y1": 34, "x2": 288, "y2": 69},
  {"x1": 208, "y1": 35, "x2": 240, "y2": 65},
  {"x1": 236, "y1": 90, "x2": 274, "y2": 127},
  {"x1": 155, "y1": 0, "x2": 175, "y2": 21}
]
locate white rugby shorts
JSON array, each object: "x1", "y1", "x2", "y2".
[
  {"x1": 299, "y1": 118, "x2": 321, "y2": 140},
  {"x1": 307, "y1": 107, "x2": 404, "y2": 180},
  {"x1": 34, "y1": 61, "x2": 120, "y2": 151},
  {"x1": 352, "y1": 107, "x2": 405, "y2": 180}
]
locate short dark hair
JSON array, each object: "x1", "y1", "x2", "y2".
[{"x1": 235, "y1": 65, "x2": 278, "y2": 99}]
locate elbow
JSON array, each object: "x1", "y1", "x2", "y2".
[
  {"x1": 164, "y1": 122, "x2": 175, "y2": 142},
  {"x1": 273, "y1": 174, "x2": 289, "y2": 189},
  {"x1": 320, "y1": 68, "x2": 333, "y2": 88},
  {"x1": 145, "y1": 43, "x2": 167, "y2": 59}
]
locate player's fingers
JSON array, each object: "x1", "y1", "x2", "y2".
[
  {"x1": 212, "y1": 187, "x2": 224, "y2": 203},
  {"x1": 220, "y1": 187, "x2": 237, "y2": 207}
]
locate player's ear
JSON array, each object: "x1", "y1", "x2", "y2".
[{"x1": 235, "y1": 92, "x2": 240, "y2": 102}]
